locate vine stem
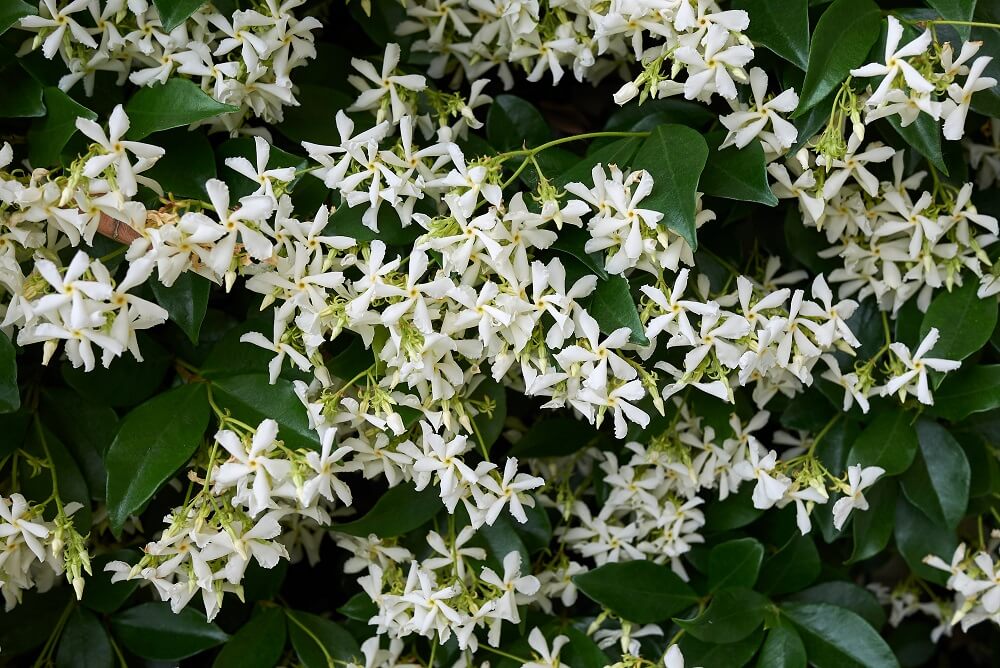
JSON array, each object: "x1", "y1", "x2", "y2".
[
  {"x1": 33, "y1": 414, "x2": 63, "y2": 514},
  {"x1": 285, "y1": 610, "x2": 337, "y2": 668},
  {"x1": 495, "y1": 130, "x2": 649, "y2": 162}
]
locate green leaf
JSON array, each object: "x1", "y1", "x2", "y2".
[
  {"x1": 56, "y1": 608, "x2": 113, "y2": 668},
  {"x1": 151, "y1": 0, "x2": 206, "y2": 31},
  {"x1": 486, "y1": 94, "x2": 550, "y2": 151},
  {"x1": 0, "y1": 330, "x2": 18, "y2": 412},
  {"x1": 287, "y1": 610, "x2": 362, "y2": 666},
  {"x1": 213, "y1": 607, "x2": 287, "y2": 668},
  {"x1": 333, "y1": 483, "x2": 441, "y2": 537},
  {"x1": 757, "y1": 534, "x2": 820, "y2": 595},
  {"x1": 678, "y1": 628, "x2": 764, "y2": 668},
  {"x1": 849, "y1": 478, "x2": 897, "y2": 562},
  {"x1": 632, "y1": 124, "x2": 709, "y2": 249},
  {"x1": 587, "y1": 276, "x2": 648, "y2": 346},
  {"x1": 887, "y1": 113, "x2": 948, "y2": 175},
  {"x1": 708, "y1": 538, "x2": 764, "y2": 590},
  {"x1": 41, "y1": 388, "x2": 116, "y2": 498},
  {"x1": 894, "y1": 496, "x2": 958, "y2": 584},
  {"x1": 338, "y1": 592, "x2": 377, "y2": 622},
  {"x1": 781, "y1": 603, "x2": 898, "y2": 668},
  {"x1": 0, "y1": 63, "x2": 45, "y2": 118},
  {"x1": 900, "y1": 420, "x2": 970, "y2": 529},
  {"x1": 0, "y1": 588, "x2": 71, "y2": 657},
  {"x1": 105, "y1": 383, "x2": 210, "y2": 535},
  {"x1": 0, "y1": 0, "x2": 34, "y2": 35},
  {"x1": 703, "y1": 486, "x2": 764, "y2": 531},
  {"x1": 28, "y1": 87, "x2": 96, "y2": 166},
  {"x1": 846, "y1": 411, "x2": 918, "y2": 476},
  {"x1": 83, "y1": 550, "x2": 141, "y2": 614},
  {"x1": 733, "y1": 0, "x2": 809, "y2": 69},
  {"x1": 324, "y1": 198, "x2": 422, "y2": 246},
  {"x1": 61, "y1": 334, "x2": 171, "y2": 407},
  {"x1": 757, "y1": 626, "x2": 807, "y2": 668},
  {"x1": 211, "y1": 374, "x2": 319, "y2": 451},
  {"x1": 573, "y1": 560, "x2": 698, "y2": 624},
  {"x1": 275, "y1": 84, "x2": 354, "y2": 145},
  {"x1": 786, "y1": 582, "x2": 886, "y2": 629},
  {"x1": 509, "y1": 417, "x2": 599, "y2": 458},
  {"x1": 931, "y1": 365, "x2": 1000, "y2": 421},
  {"x1": 550, "y1": 227, "x2": 609, "y2": 280},
  {"x1": 795, "y1": 0, "x2": 882, "y2": 115},
  {"x1": 604, "y1": 99, "x2": 713, "y2": 132},
  {"x1": 554, "y1": 137, "x2": 642, "y2": 188},
  {"x1": 144, "y1": 127, "x2": 216, "y2": 199},
  {"x1": 919, "y1": 280, "x2": 999, "y2": 361},
  {"x1": 111, "y1": 603, "x2": 228, "y2": 662},
  {"x1": 926, "y1": 0, "x2": 976, "y2": 39},
  {"x1": 700, "y1": 132, "x2": 778, "y2": 206},
  {"x1": 125, "y1": 79, "x2": 238, "y2": 140},
  {"x1": 151, "y1": 273, "x2": 211, "y2": 344},
  {"x1": 675, "y1": 588, "x2": 767, "y2": 643}
]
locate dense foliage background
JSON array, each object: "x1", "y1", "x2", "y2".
[{"x1": 1, "y1": 0, "x2": 999, "y2": 666}]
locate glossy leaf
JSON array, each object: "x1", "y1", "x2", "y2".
[
  {"x1": 733, "y1": 0, "x2": 809, "y2": 69},
  {"x1": 701, "y1": 132, "x2": 779, "y2": 206},
  {"x1": 900, "y1": 420, "x2": 970, "y2": 529},
  {"x1": 211, "y1": 374, "x2": 319, "y2": 451},
  {"x1": 895, "y1": 496, "x2": 958, "y2": 584},
  {"x1": 931, "y1": 365, "x2": 1000, "y2": 421},
  {"x1": 111, "y1": 603, "x2": 228, "y2": 662},
  {"x1": 926, "y1": 0, "x2": 976, "y2": 39},
  {"x1": 151, "y1": 273, "x2": 211, "y2": 344},
  {"x1": 678, "y1": 628, "x2": 764, "y2": 668},
  {"x1": 587, "y1": 275, "x2": 649, "y2": 345},
  {"x1": 509, "y1": 417, "x2": 599, "y2": 458},
  {"x1": 781, "y1": 603, "x2": 898, "y2": 668},
  {"x1": 56, "y1": 608, "x2": 113, "y2": 668},
  {"x1": 847, "y1": 411, "x2": 918, "y2": 476},
  {"x1": 287, "y1": 610, "x2": 362, "y2": 666},
  {"x1": 573, "y1": 560, "x2": 698, "y2": 624},
  {"x1": 0, "y1": 0, "x2": 34, "y2": 35},
  {"x1": 487, "y1": 94, "x2": 550, "y2": 151},
  {"x1": 675, "y1": 588, "x2": 767, "y2": 643},
  {"x1": 795, "y1": 0, "x2": 882, "y2": 115},
  {"x1": 213, "y1": 607, "x2": 287, "y2": 668},
  {"x1": 757, "y1": 625, "x2": 807, "y2": 668},
  {"x1": 632, "y1": 124, "x2": 708, "y2": 249},
  {"x1": 125, "y1": 78, "x2": 238, "y2": 139},
  {"x1": 786, "y1": 582, "x2": 886, "y2": 629},
  {"x1": 334, "y1": 483, "x2": 441, "y2": 537},
  {"x1": 919, "y1": 280, "x2": 999, "y2": 361},
  {"x1": 28, "y1": 87, "x2": 96, "y2": 166},
  {"x1": 849, "y1": 479, "x2": 897, "y2": 563},
  {"x1": 757, "y1": 535, "x2": 820, "y2": 595},
  {"x1": 151, "y1": 0, "x2": 207, "y2": 31},
  {"x1": 888, "y1": 113, "x2": 948, "y2": 175},
  {"x1": 105, "y1": 383, "x2": 210, "y2": 534},
  {"x1": 708, "y1": 537, "x2": 764, "y2": 590}
]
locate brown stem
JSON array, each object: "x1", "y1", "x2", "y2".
[{"x1": 96, "y1": 212, "x2": 142, "y2": 245}]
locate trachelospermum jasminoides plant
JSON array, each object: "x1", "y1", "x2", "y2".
[{"x1": 0, "y1": 0, "x2": 998, "y2": 666}]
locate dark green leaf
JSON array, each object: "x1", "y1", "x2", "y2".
[
  {"x1": 0, "y1": 588, "x2": 71, "y2": 657},
  {"x1": 333, "y1": 483, "x2": 441, "y2": 537},
  {"x1": 926, "y1": 0, "x2": 976, "y2": 39},
  {"x1": 757, "y1": 535, "x2": 820, "y2": 595},
  {"x1": 20, "y1": 423, "x2": 91, "y2": 531},
  {"x1": 733, "y1": 0, "x2": 809, "y2": 69},
  {"x1": 152, "y1": 0, "x2": 206, "y2": 31},
  {"x1": 678, "y1": 628, "x2": 764, "y2": 668},
  {"x1": 554, "y1": 137, "x2": 642, "y2": 188},
  {"x1": 708, "y1": 538, "x2": 764, "y2": 590},
  {"x1": 887, "y1": 113, "x2": 948, "y2": 175},
  {"x1": 632, "y1": 124, "x2": 709, "y2": 249},
  {"x1": 675, "y1": 588, "x2": 767, "y2": 643},
  {"x1": 919, "y1": 280, "x2": 998, "y2": 361},
  {"x1": 701, "y1": 132, "x2": 778, "y2": 205},
  {"x1": 276, "y1": 84, "x2": 354, "y2": 145},
  {"x1": 757, "y1": 626, "x2": 807, "y2": 668},
  {"x1": 211, "y1": 374, "x2": 319, "y2": 451},
  {"x1": 604, "y1": 99, "x2": 713, "y2": 132},
  {"x1": 849, "y1": 478, "x2": 897, "y2": 562},
  {"x1": 847, "y1": 411, "x2": 918, "y2": 476},
  {"x1": 781, "y1": 603, "x2": 898, "y2": 668},
  {"x1": 144, "y1": 127, "x2": 216, "y2": 199},
  {"x1": 287, "y1": 610, "x2": 362, "y2": 666},
  {"x1": 0, "y1": 63, "x2": 45, "y2": 118},
  {"x1": 56, "y1": 608, "x2": 113, "y2": 668},
  {"x1": 338, "y1": 593, "x2": 377, "y2": 622},
  {"x1": 41, "y1": 388, "x2": 115, "y2": 498},
  {"x1": 125, "y1": 78, "x2": 238, "y2": 140},
  {"x1": 83, "y1": 550, "x2": 141, "y2": 614},
  {"x1": 703, "y1": 486, "x2": 764, "y2": 531},
  {"x1": 786, "y1": 582, "x2": 885, "y2": 629},
  {"x1": 550, "y1": 227, "x2": 609, "y2": 280},
  {"x1": 900, "y1": 420, "x2": 970, "y2": 529},
  {"x1": 587, "y1": 276, "x2": 648, "y2": 345},
  {"x1": 894, "y1": 496, "x2": 958, "y2": 584},
  {"x1": 0, "y1": 0, "x2": 34, "y2": 35},
  {"x1": 28, "y1": 87, "x2": 96, "y2": 166},
  {"x1": 509, "y1": 417, "x2": 599, "y2": 458},
  {"x1": 0, "y1": 330, "x2": 18, "y2": 412},
  {"x1": 573, "y1": 560, "x2": 698, "y2": 624},
  {"x1": 487, "y1": 95, "x2": 550, "y2": 151},
  {"x1": 217, "y1": 136, "x2": 307, "y2": 200},
  {"x1": 213, "y1": 607, "x2": 287, "y2": 668},
  {"x1": 111, "y1": 603, "x2": 228, "y2": 662},
  {"x1": 151, "y1": 273, "x2": 212, "y2": 344},
  {"x1": 105, "y1": 383, "x2": 210, "y2": 535},
  {"x1": 932, "y1": 365, "x2": 1000, "y2": 421},
  {"x1": 795, "y1": 0, "x2": 882, "y2": 115}
]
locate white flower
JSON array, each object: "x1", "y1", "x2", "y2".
[
  {"x1": 75, "y1": 105, "x2": 165, "y2": 197},
  {"x1": 523, "y1": 627, "x2": 569, "y2": 668},
  {"x1": 348, "y1": 43, "x2": 426, "y2": 123},
  {"x1": 0, "y1": 494, "x2": 51, "y2": 563},
  {"x1": 720, "y1": 68, "x2": 799, "y2": 152},
  {"x1": 832, "y1": 464, "x2": 885, "y2": 530},
  {"x1": 881, "y1": 327, "x2": 961, "y2": 405},
  {"x1": 851, "y1": 17, "x2": 934, "y2": 107},
  {"x1": 943, "y1": 56, "x2": 998, "y2": 140}
]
